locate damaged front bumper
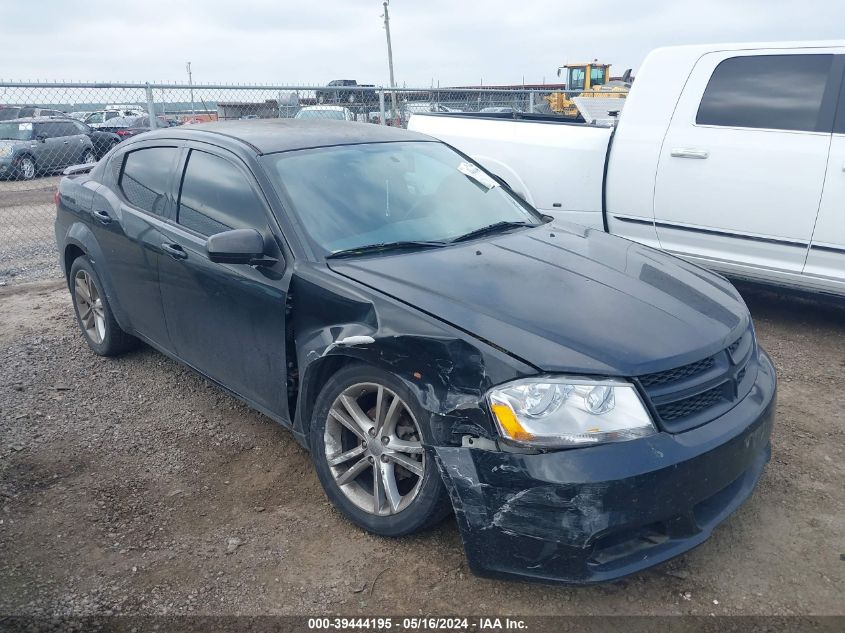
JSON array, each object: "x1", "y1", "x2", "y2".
[{"x1": 435, "y1": 351, "x2": 776, "y2": 584}]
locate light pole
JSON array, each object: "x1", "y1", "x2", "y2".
[
  {"x1": 382, "y1": 1, "x2": 398, "y2": 119},
  {"x1": 186, "y1": 61, "x2": 195, "y2": 120}
]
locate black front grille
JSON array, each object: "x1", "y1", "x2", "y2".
[
  {"x1": 636, "y1": 327, "x2": 756, "y2": 433},
  {"x1": 638, "y1": 356, "x2": 715, "y2": 388},
  {"x1": 656, "y1": 386, "x2": 725, "y2": 421}
]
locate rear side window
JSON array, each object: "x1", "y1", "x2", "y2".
[
  {"x1": 696, "y1": 54, "x2": 833, "y2": 132},
  {"x1": 177, "y1": 150, "x2": 267, "y2": 236},
  {"x1": 120, "y1": 147, "x2": 179, "y2": 216}
]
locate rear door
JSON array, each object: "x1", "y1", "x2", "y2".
[
  {"x1": 805, "y1": 60, "x2": 845, "y2": 293},
  {"x1": 53, "y1": 120, "x2": 88, "y2": 167},
  {"x1": 157, "y1": 145, "x2": 290, "y2": 418},
  {"x1": 92, "y1": 144, "x2": 180, "y2": 347},
  {"x1": 652, "y1": 51, "x2": 839, "y2": 278},
  {"x1": 32, "y1": 122, "x2": 65, "y2": 170}
]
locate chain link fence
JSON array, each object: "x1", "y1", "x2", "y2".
[{"x1": 0, "y1": 81, "x2": 626, "y2": 284}]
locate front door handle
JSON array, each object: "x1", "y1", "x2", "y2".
[
  {"x1": 92, "y1": 210, "x2": 112, "y2": 224},
  {"x1": 161, "y1": 243, "x2": 188, "y2": 260},
  {"x1": 670, "y1": 148, "x2": 709, "y2": 159}
]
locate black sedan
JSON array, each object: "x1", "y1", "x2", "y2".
[
  {"x1": 98, "y1": 115, "x2": 156, "y2": 140},
  {"x1": 54, "y1": 120, "x2": 775, "y2": 584}
]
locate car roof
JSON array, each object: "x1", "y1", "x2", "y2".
[
  {"x1": 140, "y1": 119, "x2": 433, "y2": 154},
  {"x1": 1, "y1": 116, "x2": 73, "y2": 124}
]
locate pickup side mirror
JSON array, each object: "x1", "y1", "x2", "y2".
[{"x1": 206, "y1": 228, "x2": 267, "y2": 265}]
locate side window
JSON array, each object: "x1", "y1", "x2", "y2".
[
  {"x1": 120, "y1": 147, "x2": 179, "y2": 216},
  {"x1": 19, "y1": 107, "x2": 36, "y2": 117},
  {"x1": 105, "y1": 111, "x2": 119, "y2": 121},
  {"x1": 696, "y1": 54, "x2": 833, "y2": 132},
  {"x1": 86, "y1": 112, "x2": 104, "y2": 124},
  {"x1": 57, "y1": 122, "x2": 78, "y2": 137},
  {"x1": 177, "y1": 150, "x2": 267, "y2": 236},
  {"x1": 34, "y1": 122, "x2": 60, "y2": 138}
]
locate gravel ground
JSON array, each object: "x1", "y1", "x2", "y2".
[{"x1": 0, "y1": 279, "x2": 843, "y2": 618}]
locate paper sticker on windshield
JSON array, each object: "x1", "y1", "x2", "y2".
[
  {"x1": 19, "y1": 123, "x2": 32, "y2": 131},
  {"x1": 457, "y1": 161, "x2": 499, "y2": 191}
]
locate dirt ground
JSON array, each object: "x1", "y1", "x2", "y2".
[{"x1": 0, "y1": 279, "x2": 843, "y2": 618}]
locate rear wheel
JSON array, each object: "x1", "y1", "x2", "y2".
[
  {"x1": 310, "y1": 364, "x2": 451, "y2": 536},
  {"x1": 80, "y1": 149, "x2": 96, "y2": 165},
  {"x1": 69, "y1": 256, "x2": 138, "y2": 356},
  {"x1": 16, "y1": 155, "x2": 36, "y2": 180}
]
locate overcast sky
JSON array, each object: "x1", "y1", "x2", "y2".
[{"x1": 2, "y1": 0, "x2": 844, "y2": 86}]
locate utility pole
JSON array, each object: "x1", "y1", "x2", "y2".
[
  {"x1": 382, "y1": 1, "x2": 398, "y2": 119},
  {"x1": 186, "y1": 61, "x2": 195, "y2": 120}
]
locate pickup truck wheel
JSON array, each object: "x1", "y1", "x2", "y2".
[
  {"x1": 16, "y1": 155, "x2": 36, "y2": 180},
  {"x1": 310, "y1": 364, "x2": 451, "y2": 536},
  {"x1": 69, "y1": 257, "x2": 138, "y2": 356}
]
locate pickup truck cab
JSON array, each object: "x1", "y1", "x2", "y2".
[{"x1": 409, "y1": 41, "x2": 845, "y2": 297}]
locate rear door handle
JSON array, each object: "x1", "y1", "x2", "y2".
[
  {"x1": 670, "y1": 148, "x2": 709, "y2": 159},
  {"x1": 161, "y1": 243, "x2": 188, "y2": 260},
  {"x1": 92, "y1": 210, "x2": 112, "y2": 225}
]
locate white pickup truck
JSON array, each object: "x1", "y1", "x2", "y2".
[{"x1": 409, "y1": 41, "x2": 845, "y2": 297}]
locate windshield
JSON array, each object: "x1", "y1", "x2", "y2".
[
  {"x1": 263, "y1": 141, "x2": 541, "y2": 255},
  {"x1": 0, "y1": 122, "x2": 33, "y2": 140},
  {"x1": 295, "y1": 109, "x2": 346, "y2": 120}
]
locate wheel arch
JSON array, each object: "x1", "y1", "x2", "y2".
[{"x1": 62, "y1": 225, "x2": 131, "y2": 331}]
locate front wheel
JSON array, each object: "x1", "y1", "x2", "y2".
[
  {"x1": 310, "y1": 364, "x2": 451, "y2": 536},
  {"x1": 15, "y1": 155, "x2": 36, "y2": 180}
]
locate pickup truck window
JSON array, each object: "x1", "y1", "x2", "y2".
[{"x1": 696, "y1": 54, "x2": 832, "y2": 132}]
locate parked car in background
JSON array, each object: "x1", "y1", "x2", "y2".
[
  {"x1": 84, "y1": 107, "x2": 146, "y2": 127},
  {"x1": 316, "y1": 79, "x2": 377, "y2": 105},
  {"x1": 98, "y1": 115, "x2": 157, "y2": 140},
  {"x1": 0, "y1": 106, "x2": 66, "y2": 120},
  {"x1": 479, "y1": 106, "x2": 519, "y2": 113},
  {"x1": 68, "y1": 111, "x2": 93, "y2": 121},
  {"x1": 410, "y1": 40, "x2": 845, "y2": 298},
  {"x1": 55, "y1": 119, "x2": 775, "y2": 585},
  {"x1": 59, "y1": 118, "x2": 121, "y2": 159},
  {"x1": 294, "y1": 106, "x2": 355, "y2": 121},
  {"x1": 0, "y1": 118, "x2": 94, "y2": 180}
]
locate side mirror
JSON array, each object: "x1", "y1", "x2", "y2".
[
  {"x1": 206, "y1": 228, "x2": 268, "y2": 265},
  {"x1": 36, "y1": 134, "x2": 47, "y2": 143}
]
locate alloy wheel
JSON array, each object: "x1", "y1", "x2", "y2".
[
  {"x1": 74, "y1": 269, "x2": 106, "y2": 344},
  {"x1": 82, "y1": 150, "x2": 96, "y2": 164},
  {"x1": 19, "y1": 157, "x2": 35, "y2": 180},
  {"x1": 324, "y1": 382, "x2": 425, "y2": 516}
]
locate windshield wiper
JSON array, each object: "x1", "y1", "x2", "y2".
[
  {"x1": 326, "y1": 240, "x2": 448, "y2": 259},
  {"x1": 449, "y1": 220, "x2": 534, "y2": 244}
]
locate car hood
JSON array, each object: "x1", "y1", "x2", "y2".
[{"x1": 327, "y1": 223, "x2": 750, "y2": 376}]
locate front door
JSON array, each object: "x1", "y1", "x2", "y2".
[
  {"x1": 157, "y1": 146, "x2": 290, "y2": 418},
  {"x1": 653, "y1": 52, "x2": 837, "y2": 278}
]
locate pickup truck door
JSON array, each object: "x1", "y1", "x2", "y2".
[
  {"x1": 804, "y1": 68, "x2": 845, "y2": 293},
  {"x1": 652, "y1": 51, "x2": 839, "y2": 278}
]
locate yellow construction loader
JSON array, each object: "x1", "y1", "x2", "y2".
[{"x1": 545, "y1": 62, "x2": 631, "y2": 118}]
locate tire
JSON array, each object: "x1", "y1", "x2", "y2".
[
  {"x1": 15, "y1": 155, "x2": 36, "y2": 181},
  {"x1": 69, "y1": 256, "x2": 138, "y2": 356},
  {"x1": 80, "y1": 149, "x2": 96, "y2": 165},
  {"x1": 310, "y1": 363, "x2": 451, "y2": 536}
]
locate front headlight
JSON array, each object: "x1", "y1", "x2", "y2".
[{"x1": 488, "y1": 376, "x2": 656, "y2": 448}]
